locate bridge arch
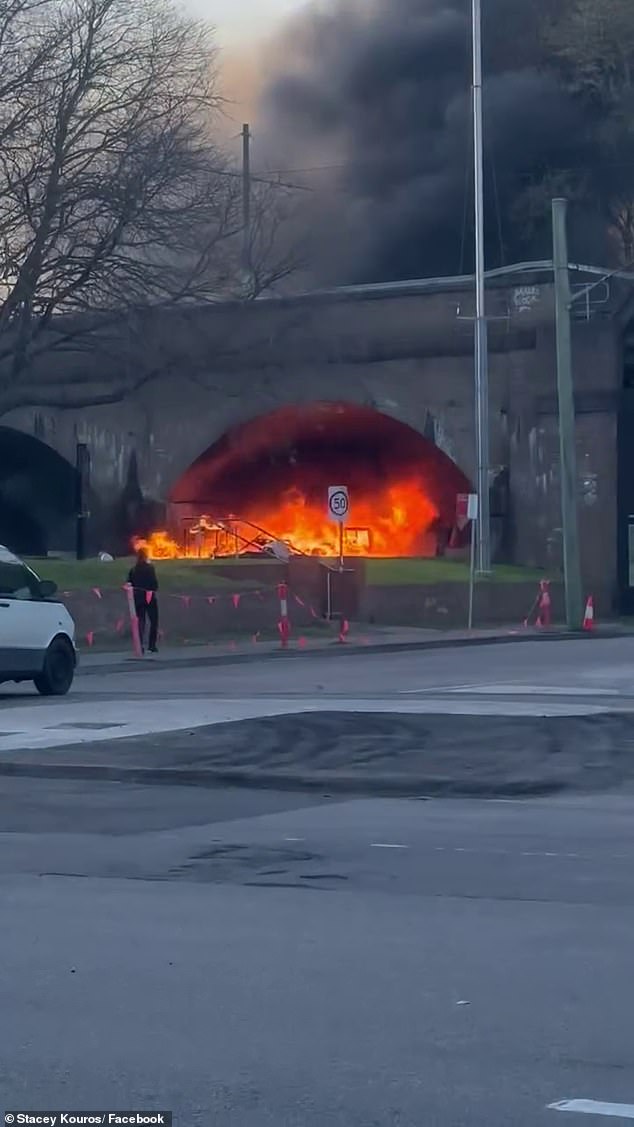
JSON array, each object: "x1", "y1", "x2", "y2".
[
  {"x1": 167, "y1": 402, "x2": 472, "y2": 556},
  {"x1": 0, "y1": 427, "x2": 78, "y2": 555}
]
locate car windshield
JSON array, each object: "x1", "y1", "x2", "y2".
[
  {"x1": 0, "y1": 545, "x2": 42, "y2": 586},
  {"x1": 0, "y1": 546, "x2": 23, "y2": 567}
]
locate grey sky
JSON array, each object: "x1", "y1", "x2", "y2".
[{"x1": 183, "y1": 0, "x2": 308, "y2": 46}]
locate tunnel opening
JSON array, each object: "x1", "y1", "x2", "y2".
[
  {"x1": 136, "y1": 403, "x2": 473, "y2": 559},
  {"x1": 0, "y1": 428, "x2": 78, "y2": 556}
]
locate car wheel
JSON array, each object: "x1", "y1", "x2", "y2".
[{"x1": 34, "y1": 638, "x2": 75, "y2": 696}]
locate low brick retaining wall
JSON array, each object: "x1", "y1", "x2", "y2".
[
  {"x1": 62, "y1": 584, "x2": 319, "y2": 649},
  {"x1": 60, "y1": 575, "x2": 580, "y2": 649},
  {"x1": 361, "y1": 581, "x2": 567, "y2": 629}
]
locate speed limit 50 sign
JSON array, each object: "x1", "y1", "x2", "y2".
[{"x1": 327, "y1": 485, "x2": 349, "y2": 523}]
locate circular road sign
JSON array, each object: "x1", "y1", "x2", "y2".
[{"x1": 328, "y1": 486, "x2": 350, "y2": 523}]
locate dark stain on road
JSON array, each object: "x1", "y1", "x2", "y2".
[{"x1": 167, "y1": 842, "x2": 347, "y2": 887}]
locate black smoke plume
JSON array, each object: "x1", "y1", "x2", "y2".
[{"x1": 259, "y1": 0, "x2": 624, "y2": 284}]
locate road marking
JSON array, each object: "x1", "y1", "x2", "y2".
[
  {"x1": 399, "y1": 683, "x2": 488, "y2": 695},
  {"x1": 449, "y1": 685, "x2": 619, "y2": 697},
  {"x1": 549, "y1": 1100, "x2": 634, "y2": 1118},
  {"x1": 488, "y1": 798, "x2": 527, "y2": 804},
  {"x1": 370, "y1": 843, "x2": 409, "y2": 850}
]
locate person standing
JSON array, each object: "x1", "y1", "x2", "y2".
[{"x1": 128, "y1": 548, "x2": 159, "y2": 653}]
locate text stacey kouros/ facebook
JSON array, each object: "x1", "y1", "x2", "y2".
[{"x1": 5, "y1": 1115, "x2": 171, "y2": 1126}]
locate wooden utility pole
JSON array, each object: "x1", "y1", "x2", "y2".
[{"x1": 242, "y1": 123, "x2": 251, "y2": 277}]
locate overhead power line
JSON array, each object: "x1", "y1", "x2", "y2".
[{"x1": 212, "y1": 166, "x2": 314, "y2": 192}]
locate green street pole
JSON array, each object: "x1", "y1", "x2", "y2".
[{"x1": 552, "y1": 198, "x2": 583, "y2": 630}]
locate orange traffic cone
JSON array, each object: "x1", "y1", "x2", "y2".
[{"x1": 582, "y1": 595, "x2": 595, "y2": 632}]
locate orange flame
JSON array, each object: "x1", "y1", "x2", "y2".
[{"x1": 133, "y1": 479, "x2": 440, "y2": 559}]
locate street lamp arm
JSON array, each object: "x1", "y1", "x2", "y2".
[{"x1": 567, "y1": 261, "x2": 634, "y2": 308}]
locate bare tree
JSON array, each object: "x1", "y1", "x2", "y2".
[
  {"x1": 236, "y1": 179, "x2": 307, "y2": 300},
  {"x1": 0, "y1": 0, "x2": 300, "y2": 415},
  {"x1": 544, "y1": 0, "x2": 634, "y2": 264},
  {"x1": 545, "y1": 0, "x2": 634, "y2": 107}
]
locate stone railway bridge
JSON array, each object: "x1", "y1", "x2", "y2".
[{"x1": 1, "y1": 268, "x2": 633, "y2": 610}]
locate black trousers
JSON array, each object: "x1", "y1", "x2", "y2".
[{"x1": 134, "y1": 593, "x2": 159, "y2": 650}]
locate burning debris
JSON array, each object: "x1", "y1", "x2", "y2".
[
  {"x1": 134, "y1": 480, "x2": 440, "y2": 560},
  {"x1": 135, "y1": 403, "x2": 473, "y2": 561}
]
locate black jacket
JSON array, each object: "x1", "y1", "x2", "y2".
[{"x1": 128, "y1": 561, "x2": 159, "y2": 594}]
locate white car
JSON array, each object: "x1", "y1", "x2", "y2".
[{"x1": 0, "y1": 546, "x2": 77, "y2": 695}]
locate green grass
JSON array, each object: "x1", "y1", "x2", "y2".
[
  {"x1": 365, "y1": 558, "x2": 551, "y2": 586},
  {"x1": 26, "y1": 555, "x2": 552, "y2": 591},
  {"x1": 26, "y1": 557, "x2": 268, "y2": 592}
]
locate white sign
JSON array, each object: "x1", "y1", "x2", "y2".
[
  {"x1": 327, "y1": 485, "x2": 349, "y2": 523},
  {"x1": 467, "y1": 493, "x2": 478, "y2": 520}
]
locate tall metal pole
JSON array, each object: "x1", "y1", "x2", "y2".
[
  {"x1": 241, "y1": 123, "x2": 251, "y2": 277},
  {"x1": 552, "y1": 198, "x2": 584, "y2": 630},
  {"x1": 471, "y1": 0, "x2": 491, "y2": 573}
]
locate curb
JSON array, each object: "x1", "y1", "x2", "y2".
[
  {"x1": 76, "y1": 627, "x2": 616, "y2": 677},
  {"x1": 0, "y1": 758, "x2": 568, "y2": 798}
]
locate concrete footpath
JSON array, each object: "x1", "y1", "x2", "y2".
[
  {"x1": 75, "y1": 621, "x2": 626, "y2": 674},
  {"x1": 2, "y1": 710, "x2": 634, "y2": 798}
]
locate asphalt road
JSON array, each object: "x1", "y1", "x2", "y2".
[
  {"x1": 3, "y1": 636, "x2": 634, "y2": 757},
  {"x1": 3, "y1": 638, "x2": 634, "y2": 1124},
  {"x1": 3, "y1": 633, "x2": 634, "y2": 707},
  {"x1": 69, "y1": 634, "x2": 634, "y2": 703},
  {"x1": 3, "y1": 778, "x2": 634, "y2": 1125}
]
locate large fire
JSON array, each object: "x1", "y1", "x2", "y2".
[{"x1": 133, "y1": 480, "x2": 440, "y2": 559}]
